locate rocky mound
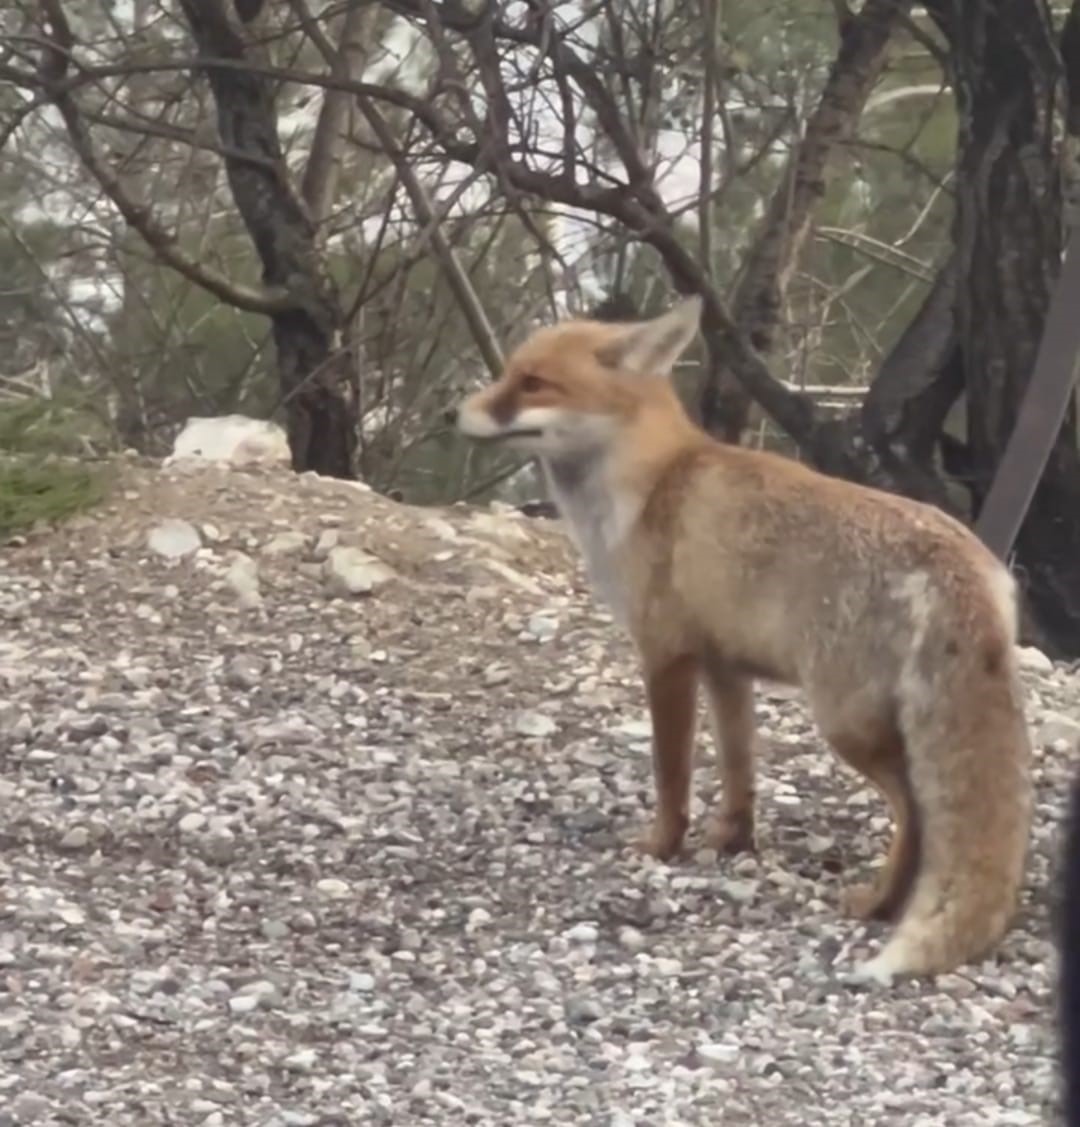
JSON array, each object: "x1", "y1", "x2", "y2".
[{"x1": 0, "y1": 455, "x2": 1077, "y2": 1126}]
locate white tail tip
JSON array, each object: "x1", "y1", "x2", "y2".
[{"x1": 846, "y1": 953, "x2": 900, "y2": 987}]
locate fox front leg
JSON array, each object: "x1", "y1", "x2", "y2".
[
  {"x1": 699, "y1": 664, "x2": 757, "y2": 854},
  {"x1": 636, "y1": 655, "x2": 698, "y2": 861}
]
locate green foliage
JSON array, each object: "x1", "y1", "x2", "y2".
[
  {"x1": 0, "y1": 217, "x2": 70, "y2": 376},
  {"x1": 0, "y1": 456, "x2": 109, "y2": 540},
  {"x1": 0, "y1": 399, "x2": 112, "y2": 538},
  {"x1": 0, "y1": 396, "x2": 109, "y2": 456}
]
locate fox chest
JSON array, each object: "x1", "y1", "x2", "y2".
[{"x1": 543, "y1": 459, "x2": 639, "y2": 623}]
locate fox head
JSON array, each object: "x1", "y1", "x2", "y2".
[{"x1": 453, "y1": 296, "x2": 703, "y2": 459}]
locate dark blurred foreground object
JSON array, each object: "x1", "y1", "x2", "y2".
[
  {"x1": 516, "y1": 500, "x2": 558, "y2": 520},
  {"x1": 1060, "y1": 771, "x2": 1080, "y2": 1125},
  {"x1": 233, "y1": 0, "x2": 263, "y2": 22}
]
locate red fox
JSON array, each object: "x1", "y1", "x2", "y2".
[{"x1": 453, "y1": 296, "x2": 1033, "y2": 984}]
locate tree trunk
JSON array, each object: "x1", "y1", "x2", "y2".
[
  {"x1": 699, "y1": 0, "x2": 912, "y2": 442},
  {"x1": 929, "y1": 0, "x2": 1080, "y2": 656},
  {"x1": 177, "y1": 0, "x2": 357, "y2": 477},
  {"x1": 113, "y1": 0, "x2": 154, "y2": 452}
]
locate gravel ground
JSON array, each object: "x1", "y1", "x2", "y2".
[{"x1": 0, "y1": 457, "x2": 1077, "y2": 1126}]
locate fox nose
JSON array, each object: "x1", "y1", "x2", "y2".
[{"x1": 444, "y1": 407, "x2": 459, "y2": 426}]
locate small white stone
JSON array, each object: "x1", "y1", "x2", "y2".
[
  {"x1": 467, "y1": 907, "x2": 493, "y2": 931},
  {"x1": 147, "y1": 519, "x2": 201, "y2": 560},
  {"x1": 618, "y1": 926, "x2": 644, "y2": 951},
  {"x1": 54, "y1": 904, "x2": 86, "y2": 926},
  {"x1": 323, "y1": 546, "x2": 395, "y2": 596},
  {"x1": 483, "y1": 664, "x2": 511, "y2": 687},
  {"x1": 59, "y1": 826, "x2": 90, "y2": 851},
  {"x1": 719, "y1": 879, "x2": 759, "y2": 903},
  {"x1": 314, "y1": 528, "x2": 339, "y2": 556},
  {"x1": 526, "y1": 614, "x2": 558, "y2": 641},
  {"x1": 228, "y1": 994, "x2": 259, "y2": 1015},
  {"x1": 698, "y1": 1042, "x2": 741, "y2": 1066},
  {"x1": 282, "y1": 1048, "x2": 318, "y2": 1072},
  {"x1": 224, "y1": 552, "x2": 261, "y2": 607},
  {"x1": 611, "y1": 719, "x2": 652, "y2": 743},
  {"x1": 515, "y1": 711, "x2": 557, "y2": 738},
  {"x1": 565, "y1": 923, "x2": 599, "y2": 944},
  {"x1": 262, "y1": 531, "x2": 308, "y2": 558},
  {"x1": 652, "y1": 957, "x2": 683, "y2": 977},
  {"x1": 178, "y1": 812, "x2": 207, "y2": 834},
  {"x1": 316, "y1": 877, "x2": 351, "y2": 899}
]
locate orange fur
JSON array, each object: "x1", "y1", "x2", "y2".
[{"x1": 455, "y1": 297, "x2": 1033, "y2": 984}]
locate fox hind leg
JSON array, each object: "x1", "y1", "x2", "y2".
[
  {"x1": 827, "y1": 727, "x2": 920, "y2": 924},
  {"x1": 841, "y1": 755, "x2": 919, "y2": 922}
]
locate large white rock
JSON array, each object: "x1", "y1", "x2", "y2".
[
  {"x1": 165, "y1": 415, "x2": 290, "y2": 467},
  {"x1": 1016, "y1": 645, "x2": 1053, "y2": 674}
]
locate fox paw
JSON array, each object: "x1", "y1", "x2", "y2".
[
  {"x1": 633, "y1": 820, "x2": 686, "y2": 861},
  {"x1": 704, "y1": 811, "x2": 755, "y2": 854}
]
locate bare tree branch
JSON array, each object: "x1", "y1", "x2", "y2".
[
  {"x1": 373, "y1": 0, "x2": 815, "y2": 438},
  {"x1": 35, "y1": 0, "x2": 292, "y2": 315},
  {"x1": 355, "y1": 97, "x2": 505, "y2": 376},
  {"x1": 288, "y1": 0, "x2": 503, "y2": 376}
]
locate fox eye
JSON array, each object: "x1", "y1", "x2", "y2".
[{"x1": 519, "y1": 373, "x2": 545, "y2": 393}]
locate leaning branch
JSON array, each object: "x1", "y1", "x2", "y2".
[
  {"x1": 299, "y1": 0, "x2": 372, "y2": 225},
  {"x1": 353, "y1": 98, "x2": 505, "y2": 376}
]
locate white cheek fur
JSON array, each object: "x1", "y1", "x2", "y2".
[
  {"x1": 510, "y1": 406, "x2": 571, "y2": 432},
  {"x1": 456, "y1": 404, "x2": 504, "y2": 438},
  {"x1": 457, "y1": 401, "x2": 616, "y2": 459}
]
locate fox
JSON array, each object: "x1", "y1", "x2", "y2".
[{"x1": 451, "y1": 295, "x2": 1033, "y2": 985}]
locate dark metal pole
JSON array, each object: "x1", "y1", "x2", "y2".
[{"x1": 974, "y1": 224, "x2": 1080, "y2": 560}]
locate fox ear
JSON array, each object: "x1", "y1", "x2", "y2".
[{"x1": 595, "y1": 295, "x2": 703, "y2": 377}]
